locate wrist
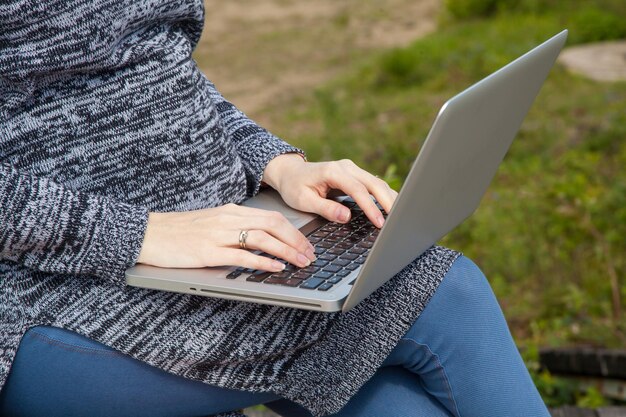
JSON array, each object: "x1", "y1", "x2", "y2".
[{"x1": 261, "y1": 152, "x2": 306, "y2": 191}]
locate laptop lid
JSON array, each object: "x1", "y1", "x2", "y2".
[{"x1": 342, "y1": 30, "x2": 568, "y2": 312}]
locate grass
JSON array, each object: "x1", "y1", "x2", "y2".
[{"x1": 256, "y1": 0, "x2": 626, "y2": 407}]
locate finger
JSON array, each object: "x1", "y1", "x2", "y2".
[
  {"x1": 225, "y1": 209, "x2": 315, "y2": 260},
  {"x1": 245, "y1": 230, "x2": 311, "y2": 268},
  {"x1": 217, "y1": 248, "x2": 286, "y2": 272},
  {"x1": 327, "y1": 174, "x2": 385, "y2": 228},
  {"x1": 351, "y1": 170, "x2": 397, "y2": 214},
  {"x1": 306, "y1": 188, "x2": 352, "y2": 224}
]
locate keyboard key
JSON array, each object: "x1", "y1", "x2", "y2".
[
  {"x1": 303, "y1": 265, "x2": 319, "y2": 274},
  {"x1": 312, "y1": 259, "x2": 329, "y2": 268},
  {"x1": 318, "y1": 241, "x2": 333, "y2": 249},
  {"x1": 318, "y1": 282, "x2": 334, "y2": 291},
  {"x1": 319, "y1": 253, "x2": 337, "y2": 261},
  {"x1": 340, "y1": 253, "x2": 358, "y2": 261},
  {"x1": 264, "y1": 276, "x2": 290, "y2": 285},
  {"x1": 328, "y1": 248, "x2": 344, "y2": 255},
  {"x1": 293, "y1": 271, "x2": 311, "y2": 279},
  {"x1": 333, "y1": 258, "x2": 351, "y2": 267},
  {"x1": 336, "y1": 242, "x2": 353, "y2": 250},
  {"x1": 337, "y1": 270, "x2": 352, "y2": 277},
  {"x1": 313, "y1": 271, "x2": 333, "y2": 280},
  {"x1": 308, "y1": 236, "x2": 321, "y2": 244},
  {"x1": 284, "y1": 278, "x2": 304, "y2": 287},
  {"x1": 358, "y1": 241, "x2": 373, "y2": 249},
  {"x1": 300, "y1": 277, "x2": 326, "y2": 289},
  {"x1": 314, "y1": 246, "x2": 326, "y2": 255},
  {"x1": 323, "y1": 264, "x2": 342, "y2": 273},
  {"x1": 246, "y1": 272, "x2": 270, "y2": 282},
  {"x1": 272, "y1": 271, "x2": 292, "y2": 279},
  {"x1": 328, "y1": 276, "x2": 343, "y2": 284},
  {"x1": 226, "y1": 270, "x2": 242, "y2": 279},
  {"x1": 346, "y1": 263, "x2": 360, "y2": 271},
  {"x1": 349, "y1": 247, "x2": 367, "y2": 255}
]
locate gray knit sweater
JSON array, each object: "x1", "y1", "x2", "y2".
[{"x1": 0, "y1": 1, "x2": 460, "y2": 416}]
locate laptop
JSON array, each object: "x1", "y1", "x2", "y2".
[{"x1": 126, "y1": 30, "x2": 568, "y2": 313}]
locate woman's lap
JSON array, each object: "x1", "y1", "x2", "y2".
[
  {"x1": 0, "y1": 326, "x2": 278, "y2": 417},
  {"x1": 0, "y1": 256, "x2": 548, "y2": 417}
]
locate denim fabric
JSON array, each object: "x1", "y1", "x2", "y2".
[{"x1": 0, "y1": 256, "x2": 549, "y2": 417}]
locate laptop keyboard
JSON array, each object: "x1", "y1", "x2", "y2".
[{"x1": 225, "y1": 200, "x2": 386, "y2": 291}]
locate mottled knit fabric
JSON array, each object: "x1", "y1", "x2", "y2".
[{"x1": 0, "y1": 1, "x2": 460, "y2": 416}]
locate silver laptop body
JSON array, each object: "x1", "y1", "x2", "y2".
[{"x1": 126, "y1": 30, "x2": 568, "y2": 313}]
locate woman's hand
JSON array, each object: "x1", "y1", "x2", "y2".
[
  {"x1": 262, "y1": 154, "x2": 398, "y2": 227},
  {"x1": 137, "y1": 204, "x2": 316, "y2": 271}
]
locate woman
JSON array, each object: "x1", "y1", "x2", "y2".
[{"x1": 0, "y1": 0, "x2": 550, "y2": 416}]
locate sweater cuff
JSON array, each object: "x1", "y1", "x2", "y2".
[
  {"x1": 88, "y1": 195, "x2": 149, "y2": 284},
  {"x1": 232, "y1": 127, "x2": 305, "y2": 197}
]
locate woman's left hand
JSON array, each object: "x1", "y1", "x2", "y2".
[{"x1": 262, "y1": 153, "x2": 398, "y2": 228}]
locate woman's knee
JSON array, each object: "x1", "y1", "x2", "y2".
[{"x1": 438, "y1": 255, "x2": 496, "y2": 310}]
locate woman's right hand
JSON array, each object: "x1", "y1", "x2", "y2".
[{"x1": 137, "y1": 204, "x2": 317, "y2": 272}]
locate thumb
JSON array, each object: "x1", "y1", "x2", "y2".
[{"x1": 311, "y1": 194, "x2": 351, "y2": 223}]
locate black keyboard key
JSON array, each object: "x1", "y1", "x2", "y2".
[
  {"x1": 300, "y1": 277, "x2": 326, "y2": 289},
  {"x1": 340, "y1": 253, "x2": 358, "y2": 261},
  {"x1": 354, "y1": 256, "x2": 367, "y2": 264},
  {"x1": 293, "y1": 271, "x2": 311, "y2": 280},
  {"x1": 313, "y1": 271, "x2": 333, "y2": 280},
  {"x1": 333, "y1": 258, "x2": 351, "y2": 267},
  {"x1": 284, "y1": 278, "x2": 304, "y2": 287},
  {"x1": 349, "y1": 247, "x2": 367, "y2": 255},
  {"x1": 318, "y1": 282, "x2": 334, "y2": 291},
  {"x1": 327, "y1": 247, "x2": 344, "y2": 255},
  {"x1": 284, "y1": 264, "x2": 297, "y2": 272},
  {"x1": 246, "y1": 272, "x2": 271, "y2": 282},
  {"x1": 358, "y1": 241, "x2": 373, "y2": 249},
  {"x1": 337, "y1": 270, "x2": 352, "y2": 277},
  {"x1": 319, "y1": 253, "x2": 337, "y2": 261},
  {"x1": 318, "y1": 241, "x2": 333, "y2": 249},
  {"x1": 303, "y1": 265, "x2": 319, "y2": 274},
  {"x1": 336, "y1": 242, "x2": 353, "y2": 250},
  {"x1": 226, "y1": 270, "x2": 242, "y2": 279},
  {"x1": 323, "y1": 264, "x2": 342, "y2": 273},
  {"x1": 312, "y1": 231, "x2": 329, "y2": 238},
  {"x1": 328, "y1": 276, "x2": 343, "y2": 284},
  {"x1": 312, "y1": 259, "x2": 329, "y2": 268},
  {"x1": 314, "y1": 246, "x2": 326, "y2": 255},
  {"x1": 346, "y1": 263, "x2": 360, "y2": 271},
  {"x1": 308, "y1": 236, "x2": 321, "y2": 243},
  {"x1": 272, "y1": 271, "x2": 292, "y2": 279},
  {"x1": 264, "y1": 276, "x2": 290, "y2": 285}
]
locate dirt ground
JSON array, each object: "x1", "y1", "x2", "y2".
[
  {"x1": 194, "y1": 3, "x2": 441, "y2": 414},
  {"x1": 195, "y1": 0, "x2": 441, "y2": 125}
]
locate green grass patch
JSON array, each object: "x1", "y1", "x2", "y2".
[
  {"x1": 263, "y1": 1, "x2": 626, "y2": 406},
  {"x1": 270, "y1": 0, "x2": 626, "y2": 353}
]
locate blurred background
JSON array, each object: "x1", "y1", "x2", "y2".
[{"x1": 195, "y1": 0, "x2": 626, "y2": 410}]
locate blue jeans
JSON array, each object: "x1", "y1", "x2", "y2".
[{"x1": 0, "y1": 256, "x2": 549, "y2": 417}]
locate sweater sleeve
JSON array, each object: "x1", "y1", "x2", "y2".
[
  {"x1": 0, "y1": 162, "x2": 148, "y2": 284},
  {"x1": 204, "y1": 79, "x2": 305, "y2": 196}
]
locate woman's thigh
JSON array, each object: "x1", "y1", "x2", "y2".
[{"x1": 0, "y1": 325, "x2": 279, "y2": 417}]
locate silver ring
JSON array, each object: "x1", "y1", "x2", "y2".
[{"x1": 239, "y1": 230, "x2": 249, "y2": 249}]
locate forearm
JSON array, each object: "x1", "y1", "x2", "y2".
[{"x1": 0, "y1": 163, "x2": 148, "y2": 282}]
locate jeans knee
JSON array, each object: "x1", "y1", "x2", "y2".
[{"x1": 440, "y1": 255, "x2": 496, "y2": 310}]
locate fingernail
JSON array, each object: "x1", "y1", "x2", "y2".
[
  {"x1": 336, "y1": 207, "x2": 350, "y2": 223},
  {"x1": 377, "y1": 215, "x2": 385, "y2": 228},
  {"x1": 272, "y1": 261, "x2": 286, "y2": 271},
  {"x1": 305, "y1": 248, "x2": 316, "y2": 261},
  {"x1": 297, "y1": 253, "x2": 311, "y2": 267}
]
